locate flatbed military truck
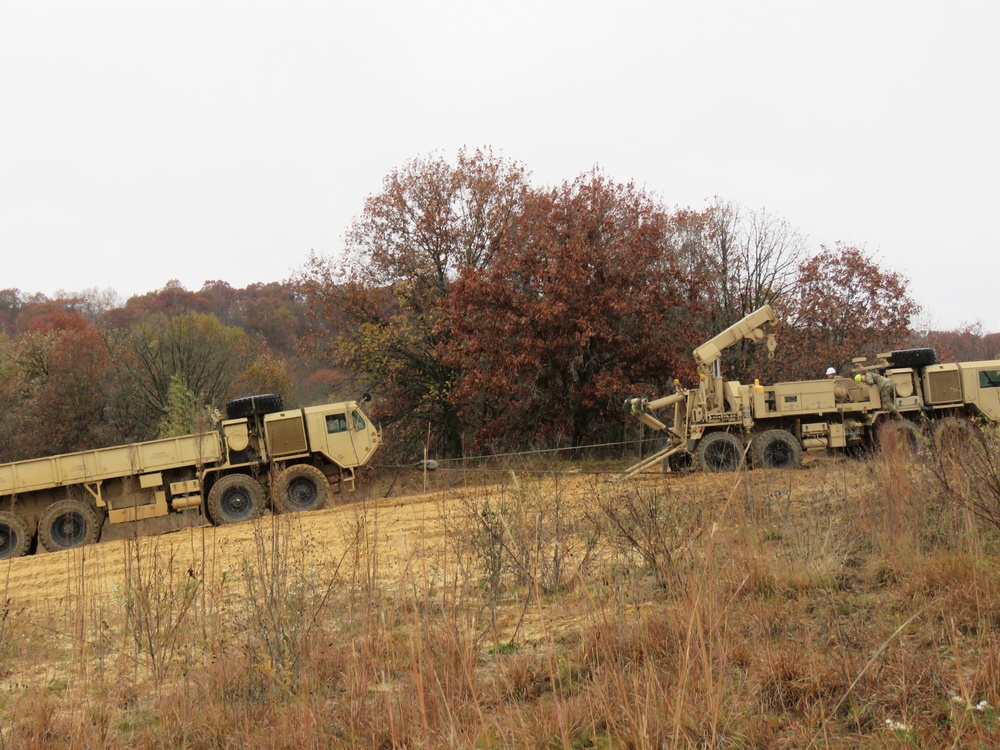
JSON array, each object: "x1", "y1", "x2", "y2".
[
  {"x1": 0, "y1": 394, "x2": 380, "y2": 558},
  {"x1": 624, "y1": 306, "x2": 1000, "y2": 475}
]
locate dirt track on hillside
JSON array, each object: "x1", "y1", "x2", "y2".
[{"x1": 0, "y1": 456, "x2": 866, "y2": 620}]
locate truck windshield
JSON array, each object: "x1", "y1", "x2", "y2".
[{"x1": 352, "y1": 411, "x2": 367, "y2": 430}]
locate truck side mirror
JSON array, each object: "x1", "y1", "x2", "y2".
[{"x1": 360, "y1": 392, "x2": 371, "y2": 404}]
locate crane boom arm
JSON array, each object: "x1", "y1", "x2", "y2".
[{"x1": 693, "y1": 305, "x2": 778, "y2": 373}]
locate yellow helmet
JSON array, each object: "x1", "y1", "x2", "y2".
[{"x1": 854, "y1": 374, "x2": 863, "y2": 384}]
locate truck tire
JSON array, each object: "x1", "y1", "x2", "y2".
[
  {"x1": 696, "y1": 431, "x2": 744, "y2": 472},
  {"x1": 225, "y1": 394, "x2": 284, "y2": 420},
  {"x1": 877, "y1": 419, "x2": 921, "y2": 452},
  {"x1": 933, "y1": 416, "x2": 971, "y2": 444},
  {"x1": 273, "y1": 464, "x2": 330, "y2": 514},
  {"x1": 39, "y1": 500, "x2": 101, "y2": 553},
  {"x1": 207, "y1": 474, "x2": 266, "y2": 525},
  {"x1": 0, "y1": 511, "x2": 32, "y2": 559},
  {"x1": 887, "y1": 348, "x2": 937, "y2": 368},
  {"x1": 751, "y1": 429, "x2": 802, "y2": 470}
]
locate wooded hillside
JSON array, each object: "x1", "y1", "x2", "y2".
[{"x1": 2, "y1": 150, "x2": 996, "y2": 464}]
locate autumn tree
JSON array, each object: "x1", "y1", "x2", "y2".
[
  {"x1": 106, "y1": 311, "x2": 275, "y2": 434},
  {"x1": 448, "y1": 172, "x2": 695, "y2": 450},
  {"x1": 301, "y1": 147, "x2": 530, "y2": 457},
  {"x1": 124, "y1": 279, "x2": 212, "y2": 318},
  {"x1": 772, "y1": 244, "x2": 919, "y2": 380},
  {"x1": 0, "y1": 312, "x2": 114, "y2": 460},
  {"x1": 908, "y1": 323, "x2": 1000, "y2": 363}
]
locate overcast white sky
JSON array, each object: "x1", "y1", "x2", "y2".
[{"x1": 1, "y1": 1, "x2": 997, "y2": 332}]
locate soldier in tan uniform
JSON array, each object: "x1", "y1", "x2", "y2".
[{"x1": 856, "y1": 372, "x2": 898, "y2": 416}]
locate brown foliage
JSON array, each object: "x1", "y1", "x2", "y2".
[
  {"x1": 910, "y1": 323, "x2": 1000, "y2": 363},
  {"x1": 448, "y1": 171, "x2": 694, "y2": 449},
  {"x1": 301, "y1": 147, "x2": 530, "y2": 458},
  {"x1": 766, "y1": 244, "x2": 920, "y2": 381},
  {"x1": 0, "y1": 315, "x2": 114, "y2": 460}
]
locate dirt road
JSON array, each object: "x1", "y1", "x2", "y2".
[{"x1": 0, "y1": 458, "x2": 862, "y2": 620}]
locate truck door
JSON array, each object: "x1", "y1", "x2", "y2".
[
  {"x1": 322, "y1": 411, "x2": 360, "y2": 467},
  {"x1": 319, "y1": 407, "x2": 379, "y2": 467},
  {"x1": 975, "y1": 367, "x2": 1000, "y2": 420}
]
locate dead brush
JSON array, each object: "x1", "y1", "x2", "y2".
[
  {"x1": 586, "y1": 479, "x2": 704, "y2": 590},
  {"x1": 231, "y1": 512, "x2": 347, "y2": 698},
  {"x1": 463, "y1": 470, "x2": 588, "y2": 644},
  {"x1": 929, "y1": 422, "x2": 1000, "y2": 535},
  {"x1": 859, "y1": 422, "x2": 924, "y2": 555},
  {"x1": 117, "y1": 533, "x2": 199, "y2": 685}
]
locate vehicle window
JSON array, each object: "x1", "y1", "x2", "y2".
[
  {"x1": 326, "y1": 414, "x2": 348, "y2": 433},
  {"x1": 979, "y1": 369, "x2": 1000, "y2": 389},
  {"x1": 352, "y1": 411, "x2": 367, "y2": 430}
]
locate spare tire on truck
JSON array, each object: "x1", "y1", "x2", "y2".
[
  {"x1": 887, "y1": 349, "x2": 937, "y2": 368},
  {"x1": 225, "y1": 393, "x2": 284, "y2": 420}
]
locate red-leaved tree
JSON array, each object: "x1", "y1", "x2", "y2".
[
  {"x1": 300, "y1": 147, "x2": 530, "y2": 458},
  {"x1": 771, "y1": 244, "x2": 919, "y2": 380},
  {"x1": 447, "y1": 172, "x2": 699, "y2": 450}
]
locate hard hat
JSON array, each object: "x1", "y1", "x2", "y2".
[
  {"x1": 854, "y1": 374, "x2": 863, "y2": 383},
  {"x1": 826, "y1": 367, "x2": 836, "y2": 376}
]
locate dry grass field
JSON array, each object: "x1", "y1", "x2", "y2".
[{"x1": 1, "y1": 429, "x2": 999, "y2": 749}]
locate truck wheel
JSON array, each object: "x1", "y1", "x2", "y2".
[
  {"x1": 751, "y1": 429, "x2": 802, "y2": 470},
  {"x1": 273, "y1": 464, "x2": 330, "y2": 514},
  {"x1": 207, "y1": 474, "x2": 265, "y2": 525},
  {"x1": 696, "y1": 432, "x2": 744, "y2": 472},
  {"x1": 877, "y1": 420, "x2": 921, "y2": 452},
  {"x1": 225, "y1": 394, "x2": 284, "y2": 420},
  {"x1": 0, "y1": 512, "x2": 32, "y2": 559},
  {"x1": 39, "y1": 500, "x2": 101, "y2": 553},
  {"x1": 887, "y1": 348, "x2": 937, "y2": 368}
]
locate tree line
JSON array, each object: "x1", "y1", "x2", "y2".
[{"x1": 2, "y1": 148, "x2": 996, "y2": 464}]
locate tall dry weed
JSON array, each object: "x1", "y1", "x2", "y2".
[{"x1": 931, "y1": 423, "x2": 1000, "y2": 535}]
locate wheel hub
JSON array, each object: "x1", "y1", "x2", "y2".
[
  {"x1": 54, "y1": 513, "x2": 84, "y2": 545},
  {"x1": 224, "y1": 491, "x2": 250, "y2": 515},
  {"x1": 289, "y1": 479, "x2": 317, "y2": 508}
]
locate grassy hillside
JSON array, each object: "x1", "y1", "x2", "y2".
[{"x1": 1, "y1": 428, "x2": 998, "y2": 748}]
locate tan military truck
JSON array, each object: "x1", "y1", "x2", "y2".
[
  {"x1": 0, "y1": 394, "x2": 380, "y2": 558},
  {"x1": 624, "y1": 307, "x2": 1000, "y2": 475}
]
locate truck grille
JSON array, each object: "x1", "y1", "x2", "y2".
[
  {"x1": 267, "y1": 416, "x2": 308, "y2": 456},
  {"x1": 925, "y1": 370, "x2": 963, "y2": 404}
]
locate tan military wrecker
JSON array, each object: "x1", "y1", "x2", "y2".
[
  {"x1": 624, "y1": 307, "x2": 1000, "y2": 475},
  {"x1": 0, "y1": 393, "x2": 380, "y2": 558}
]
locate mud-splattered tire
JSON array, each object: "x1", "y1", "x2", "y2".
[
  {"x1": 39, "y1": 500, "x2": 100, "y2": 553},
  {"x1": 751, "y1": 429, "x2": 802, "y2": 470},
  {"x1": 207, "y1": 474, "x2": 265, "y2": 525},
  {"x1": 0, "y1": 512, "x2": 32, "y2": 559},
  {"x1": 224, "y1": 394, "x2": 284, "y2": 420},
  {"x1": 273, "y1": 464, "x2": 330, "y2": 514},
  {"x1": 696, "y1": 432, "x2": 744, "y2": 472}
]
